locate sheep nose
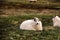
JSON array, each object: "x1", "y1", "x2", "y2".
[{"x1": 36, "y1": 23, "x2": 38, "y2": 25}]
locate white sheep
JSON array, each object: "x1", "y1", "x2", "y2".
[
  {"x1": 20, "y1": 17, "x2": 43, "y2": 31},
  {"x1": 29, "y1": 0, "x2": 37, "y2": 3},
  {"x1": 52, "y1": 16, "x2": 60, "y2": 27}
]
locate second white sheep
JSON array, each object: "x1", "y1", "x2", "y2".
[{"x1": 52, "y1": 16, "x2": 60, "y2": 27}]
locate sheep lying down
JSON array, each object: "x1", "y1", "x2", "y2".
[
  {"x1": 52, "y1": 16, "x2": 60, "y2": 27},
  {"x1": 20, "y1": 17, "x2": 43, "y2": 31}
]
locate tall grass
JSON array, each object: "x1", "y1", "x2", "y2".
[{"x1": 2, "y1": 0, "x2": 60, "y2": 8}]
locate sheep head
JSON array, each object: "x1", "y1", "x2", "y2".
[{"x1": 33, "y1": 17, "x2": 40, "y2": 25}]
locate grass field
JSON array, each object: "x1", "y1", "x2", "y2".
[
  {"x1": 1, "y1": 0, "x2": 60, "y2": 40},
  {"x1": 0, "y1": 15, "x2": 60, "y2": 40}
]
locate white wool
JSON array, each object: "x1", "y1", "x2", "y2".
[
  {"x1": 52, "y1": 16, "x2": 60, "y2": 27},
  {"x1": 20, "y1": 17, "x2": 43, "y2": 30}
]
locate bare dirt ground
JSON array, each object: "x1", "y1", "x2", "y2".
[{"x1": 0, "y1": 8, "x2": 60, "y2": 16}]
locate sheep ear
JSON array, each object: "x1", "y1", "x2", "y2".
[{"x1": 34, "y1": 17, "x2": 36, "y2": 22}]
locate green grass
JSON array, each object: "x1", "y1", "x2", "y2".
[{"x1": 0, "y1": 15, "x2": 60, "y2": 40}]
